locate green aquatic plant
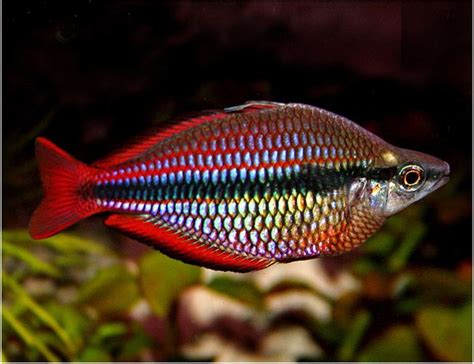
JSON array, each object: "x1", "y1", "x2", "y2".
[{"x1": 2, "y1": 230, "x2": 144, "y2": 361}]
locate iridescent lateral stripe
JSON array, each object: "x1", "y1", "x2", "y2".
[{"x1": 93, "y1": 164, "x2": 363, "y2": 206}]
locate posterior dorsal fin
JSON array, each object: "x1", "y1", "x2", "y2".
[
  {"x1": 224, "y1": 101, "x2": 285, "y2": 113},
  {"x1": 93, "y1": 111, "x2": 228, "y2": 168},
  {"x1": 104, "y1": 214, "x2": 275, "y2": 272}
]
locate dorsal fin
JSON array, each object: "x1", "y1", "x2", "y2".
[
  {"x1": 224, "y1": 101, "x2": 285, "y2": 113},
  {"x1": 93, "y1": 111, "x2": 228, "y2": 168},
  {"x1": 93, "y1": 101, "x2": 285, "y2": 168},
  {"x1": 105, "y1": 214, "x2": 275, "y2": 272}
]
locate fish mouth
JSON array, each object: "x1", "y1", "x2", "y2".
[
  {"x1": 440, "y1": 163, "x2": 450, "y2": 185},
  {"x1": 433, "y1": 161, "x2": 450, "y2": 189},
  {"x1": 433, "y1": 174, "x2": 450, "y2": 191}
]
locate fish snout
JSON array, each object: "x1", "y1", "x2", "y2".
[
  {"x1": 442, "y1": 161, "x2": 450, "y2": 177},
  {"x1": 433, "y1": 160, "x2": 450, "y2": 189}
]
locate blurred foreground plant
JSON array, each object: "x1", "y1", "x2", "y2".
[{"x1": 2, "y1": 230, "x2": 153, "y2": 361}]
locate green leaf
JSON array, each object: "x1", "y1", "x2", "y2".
[
  {"x1": 7, "y1": 108, "x2": 57, "y2": 155},
  {"x1": 385, "y1": 215, "x2": 406, "y2": 233},
  {"x1": 44, "y1": 233, "x2": 113, "y2": 255},
  {"x1": 3, "y1": 230, "x2": 35, "y2": 244},
  {"x1": 78, "y1": 346, "x2": 112, "y2": 362},
  {"x1": 2, "y1": 304, "x2": 60, "y2": 362},
  {"x1": 337, "y1": 310, "x2": 371, "y2": 361},
  {"x1": 77, "y1": 264, "x2": 139, "y2": 314},
  {"x1": 53, "y1": 254, "x2": 91, "y2": 267},
  {"x1": 2, "y1": 240, "x2": 60, "y2": 277},
  {"x1": 361, "y1": 232, "x2": 396, "y2": 256},
  {"x1": 138, "y1": 251, "x2": 201, "y2": 317},
  {"x1": 311, "y1": 320, "x2": 345, "y2": 345},
  {"x1": 395, "y1": 297, "x2": 424, "y2": 315},
  {"x1": 207, "y1": 277, "x2": 263, "y2": 308},
  {"x1": 352, "y1": 258, "x2": 379, "y2": 276},
  {"x1": 3, "y1": 273, "x2": 75, "y2": 354},
  {"x1": 388, "y1": 223, "x2": 426, "y2": 271},
  {"x1": 358, "y1": 325, "x2": 423, "y2": 361},
  {"x1": 416, "y1": 302, "x2": 472, "y2": 361},
  {"x1": 118, "y1": 324, "x2": 154, "y2": 360},
  {"x1": 90, "y1": 322, "x2": 128, "y2": 345},
  {"x1": 45, "y1": 303, "x2": 90, "y2": 355},
  {"x1": 3, "y1": 229, "x2": 113, "y2": 256}
]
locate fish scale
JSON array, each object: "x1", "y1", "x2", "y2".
[{"x1": 29, "y1": 101, "x2": 450, "y2": 272}]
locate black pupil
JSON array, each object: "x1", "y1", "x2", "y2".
[{"x1": 405, "y1": 171, "x2": 420, "y2": 185}]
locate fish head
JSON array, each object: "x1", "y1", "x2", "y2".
[{"x1": 363, "y1": 147, "x2": 450, "y2": 217}]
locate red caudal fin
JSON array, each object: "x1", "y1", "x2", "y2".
[{"x1": 29, "y1": 137, "x2": 98, "y2": 239}]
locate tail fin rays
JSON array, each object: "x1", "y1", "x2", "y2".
[{"x1": 29, "y1": 138, "x2": 96, "y2": 239}]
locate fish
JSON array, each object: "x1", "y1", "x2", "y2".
[{"x1": 29, "y1": 101, "x2": 450, "y2": 272}]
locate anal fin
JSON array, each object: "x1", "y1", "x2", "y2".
[{"x1": 105, "y1": 214, "x2": 274, "y2": 272}]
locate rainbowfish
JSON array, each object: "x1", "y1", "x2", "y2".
[{"x1": 29, "y1": 101, "x2": 450, "y2": 272}]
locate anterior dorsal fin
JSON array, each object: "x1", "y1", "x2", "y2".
[
  {"x1": 224, "y1": 101, "x2": 285, "y2": 113},
  {"x1": 104, "y1": 214, "x2": 275, "y2": 272},
  {"x1": 93, "y1": 111, "x2": 228, "y2": 168}
]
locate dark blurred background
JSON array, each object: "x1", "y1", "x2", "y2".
[{"x1": 2, "y1": 1, "x2": 472, "y2": 362}]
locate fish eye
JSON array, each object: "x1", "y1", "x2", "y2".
[{"x1": 398, "y1": 164, "x2": 425, "y2": 190}]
